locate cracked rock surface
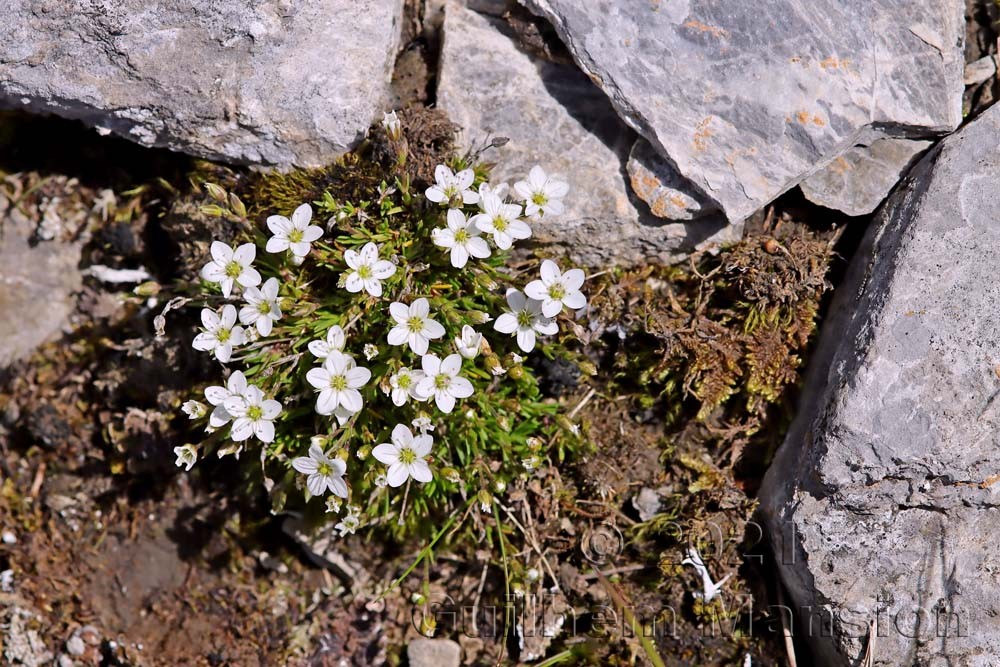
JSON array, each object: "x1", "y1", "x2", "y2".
[
  {"x1": 760, "y1": 103, "x2": 1000, "y2": 666},
  {"x1": 0, "y1": 0, "x2": 404, "y2": 167},
  {"x1": 522, "y1": 0, "x2": 965, "y2": 223},
  {"x1": 437, "y1": 2, "x2": 738, "y2": 267}
]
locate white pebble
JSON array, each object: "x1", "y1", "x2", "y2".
[{"x1": 2, "y1": 530, "x2": 16, "y2": 544}]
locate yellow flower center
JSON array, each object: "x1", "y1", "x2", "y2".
[
  {"x1": 217, "y1": 328, "x2": 231, "y2": 343},
  {"x1": 549, "y1": 283, "x2": 566, "y2": 300},
  {"x1": 247, "y1": 405, "x2": 263, "y2": 421},
  {"x1": 224, "y1": 260, "x2": 242, "y2": 278},
  {"x1": 330, "y1": 374, "x2": 348, "y2": 391},
  {"x1": 358, "y1": 264, "x2": 372, "y2": 279},
  {"x1": 318, "y1": 461, "x2": 333, "y2": 476},
  {"x1": 492, "y1": 216, "x2": 508, "y2": 232},
  {"x1": 407, "y1": 316, "x2": 424, "y2": 332},
  {"x1": 288, "y1": 229, "x2": 304, "y2": 243},
  {"x1": 399, "y1": 447, "x2": 417, "y2": 465},
  {"x1": 531, "y1": 192, "x2": 548, "y2": 206}
]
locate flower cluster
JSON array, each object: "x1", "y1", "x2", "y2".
[{"x1": 178, "y1": 124, "x2": 586, "y2": 533}]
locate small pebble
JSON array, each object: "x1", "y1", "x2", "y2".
[
  {"x1": 67, "y1": 635, "x2": 86, "y2": 656},
  {"x1": 2, "y1": 530, "x2": 17, "y2": 544}
]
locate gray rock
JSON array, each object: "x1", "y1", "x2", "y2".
[
  {"x1": 760, "y1": 103, "x2": 1000, "y2": 665},
  {"x1": 437, "y1": 2, "x2": 739, "y2": 268},
  {"x1": 799, "y1": 138, "x2": 933, "y2": 216},
  {"x1": 407, "y1": 638, "x2": 461, "y2": 667},
  {"x1": 0, "y1": 198, "x2": 83, "y2": 368},
  {"x1": 0, "y1": 0, "x2": 404, "y2": 167},
  {"x1": 522, "y1": 0, "x2": 965, "y2": 222},
  {"x1": 964, "y1": 54, "x2": 998, "y2": 86},
  {"x1": 627, "y1": 139, "x2": 715, "y2": 220}
]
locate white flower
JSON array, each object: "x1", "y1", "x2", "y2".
[
  {"x1": 308, "y1": 325, "x2": 346, "y2": 359},
  {"x1": 374, "y1": 473, "x2": 388, "y2": 488},
  {"x1": 343, "y1": 242, "x2": 396, "y2": 297},
  {"x1": 224, "y1": 385, "x2": 281, "y2": 444},
  {"x1": 181, "y1": 400, "x2": 206, "y2": 419},
  {"x1": 412, "y1": 415, "x2": 433, "y2": 433},
  {"x1": 325, "y1": 496, "x2": 343, "y2": 514},
  {"x1": 363, "y1": 343, "x2": 379, "y2": 361},
  {"x1": 478, "y1": 181, "x2": 509, "y2": 201},
  {"x1": 382, "y1": 110, "x2": 402, "y2": 141},
  {"x1": 514, "y1": 165, "x2": 569, "y2": 218},
  {"x1": 455, "y1": 325, "x2": 482, "y2": 359},
  {"x1": 372, "y1": 424, "x2": 434, "y2": 487},
  {"x1": 431, "y1": 209, "x2": 490, "y2": 268},
  {"x1": 425, "y1": 165, "x2": 479, "y2": 207},
  {"x1": 173, "y1": 445, "x2": 198, "y2": 471},
  {"x1": 511, "y1": 353, "x2": 524, "y2": 364},
  {"x1": 470, "y1": 191, "x2": 530, "y2": 250},
  {"x1": 493, "y1": 288, "x2": 558, "y2": 352},
  {"x1": 203, "y1": 370, "x2": 249, "y2": 429},
  {"x1": 200, "y1": 241, "x2": 261, "y2": 298},
  {"x1": 415, "y1": 353, "x2": 474, "y2": 414},
  {"x1": 681, "y1": 546, "x2": 732, "y2": 602},
  {"x1": 192, "y1": 304, "x2": 246, "y2": 362},
  {"x1": 387, "y1": 298, "x2": 446, "y2": 355},
  {"x1": 524, "y1": 260, "x2": 587, "y2": 318},
  {"x1": 306, "y1": 351, "x2": 371, "y2": 416},
  {"x1": 292, "y1": 445, "x2": 349, "y2": 498},
  {"x1": 335, "y1": 505, "x2": 362, "y2": 536},
  {"x1": 265, "y1": 203, "x2": 323, "y2": 261},
  {"x1": 239, "y1": 277, "x2": 282, "y2": 336},
  {"x1": 389, "y1": 367, "x2": 427, "y2": 406}
]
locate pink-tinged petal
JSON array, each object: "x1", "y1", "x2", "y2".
[
  {"x1": 528, "y1": 165, "x2": 547, "y2": 189},
  {"x1": 535, "y1": 318, "x2": 559, "y2": 336},
  {"x1": 329, "y1": 477, "x2": 349, "y2": 498},
  {"x1": 513, "y1": 181, "x2": 532, "y2": 200},
  {"x1": 253, "y1": 419, "x2": 275, "y2": 443},
  {"x1": 267, "y1": 215, "x2": 292, "y2": 235},
  {"x1": 237, "y1": 267, "x2": 261, "y2": 288},
  {"x1": 508, "y1": 219, "x2": 532, "y2": 240},
  {"x1": 411, "y1": 298, "x2": 429, "y2": 318},
  {"x1": 450, "y1": 245, "x2": 469, "y2": 268},
  {"x1": 450, "y1": 377, "x2": 474, "y2": 399},
  {"x1": 387, "y1": 325, "x2": 410, "y2": 347},
  {"x1": 315, "y1": 389, "x2": 338, "y2": 415},
  {"x1": 505, "y1": 288, "x2": 526, "y2": 311},
  {"x1": 289, "y1": 241, "x2": 311, "y2": 256},
  {"x1": 292, "y1": 456, "x2": 318, "y2": 474},
  {"x1": 493, "y1": 313, "x2": 518, "y2": 334},
  {"x1": 516, "y1": 328, "x2": 536, "y2": 352},
  {"x1": 261, "y1": 399, "x2": 282, "y2": 420},
  {"x1": 306, "y1": 473, "x2": 327, "y2": 496},
  {"x1": 372, "y1": 260, "x2": 396, "y2": 279},
  {"x1": 344, "y1": 272, "x2": 363, "y2": 293},
  {"x1": 257, "y1": 316, "x2": 273, "y2": 337},
  {"x1": 339, "y1": 388, "x2": 362, "y2": 413},
  {"x1": 540, "y1": 259, "x2": 559, "y2": 284},
  {"x1": 543, "y1": 200, "x2": 565, "y2": 216},
  {"x1": 364, "y1": 279, "x2": 383, "y2": 297},
  {"x1": 524, "y1": 280, "x2": 548, "y2": 301},
  {"x1": 306, "y1": 367, "x2": 331, "y2": 389},
  {"x1": 230, "y1": 417, "x2": 253, "y2": 441},
  {"x1": 410, "y1": 460, "x2": 433, "y2": 483},
  {"x1": 441, "y1": 354, "x2": 462, "y2": 376},
  {"x1": 447, "y1": 208, "x2": 466, "y2": 232},
  {"x1": 215, "y1": 343, "x2": 233, "y2": 363},
  {"x1": 434, "y1": 164, "x2": 451, "y2": 184},
  {"x1": 422, "y1": 319, "x2": 445, "y2": 339},
  {"x1": 563, "y1": 291, "x2": 587, "y2": 310},
  {"x1": 412, "y1": 434, "x2": 433, "y2": 457},
  {"x1": 435, "y1": 392, "x2": 456, "y2": 414},
  {"x1": 540, "y1": 299, "x2": 563, "y2": 318},
  {"x1": 389, "y1": 302, "x2": 409, "y2": 323},
  {"x1": 372, "y1": 442, "x2": 399, "y2": 465},
  {"x1": 210, "y1": 241, "x2": 233, "y2": 263},
  {"x1": 228, "y1": 371, "x2": 248, "y2": 395},
  {"x1": 302, "y1": 225, "x2": 323, "y2": 242},
  {"x1": 466, "y1": 237, "x2": 490, "y2": 259},
  {"x1": 386, "y1": 462, "x2": 409, "y2": 487},
  {"x1": 425, "y1": 186, "x2": 446, "y2": 203},
  {"x1": 346, "y1": 366, "x2": 371, "y2": 388},
  {"x1": 291, "y1": 203, "x2": 312, "y2": 227},
  {"x1": 391, "y1": 423, "x2": 413, "y2": 445},
  {"x1": 192, "y1": 332, "x2": 217, "y2": 352},
  {"x1": 308, "y1": 340, "x2": 331, "y2": 358}
]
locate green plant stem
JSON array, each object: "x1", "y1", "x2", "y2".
[{"x1": 493, "y1": 502, "x2": 512, "y2": 667}]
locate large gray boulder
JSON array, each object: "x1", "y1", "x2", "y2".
[
  {"x1": 760, "y1": 104, "x2": 1000, "y2": 665},
  {"x1": 521, "y1": 0, "x2": 965, "y2": 223},
  {"x1": 437, "y1": 3, "x2": 739, "y2": 267},
  {"x1": 0, "y1": 0, "x2": 404, "y2": 167}
]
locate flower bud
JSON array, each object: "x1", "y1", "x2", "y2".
[
  {"x1": 508, "y1": 364, "x2": 525, "y2": 381},
  {"x1": 441, "y1": 467, "x2": 461, "y2": 484},
  {"x1": 356, "y1": 445, "x2": 371, "y2": 460},
  {"x1": 477, "y1": 489, "x2": 494, "y2": 511},
  {"x1": 578, "y1": 360, "x2": 598, "y2": 376},
  {"x1": 133, "y1": 281, "x2": 161, "y2": 296}
]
